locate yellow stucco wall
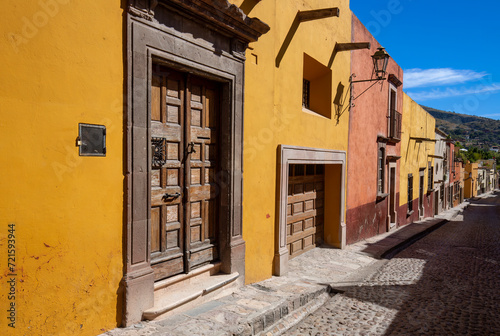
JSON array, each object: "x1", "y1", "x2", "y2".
[
  {"x1": 0, "y1": 1, "x2": 124, "y2": 335},
  {"x1": 231, "y1": 0, "x2": 351, "y2": 284},
  {"x1": 399, "y1": 93, "x2": 436, "y2": 206},
  {"x1": 464, "y1": 163, "x2": 478, "y2": 198}
]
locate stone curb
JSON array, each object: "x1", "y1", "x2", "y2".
[
  {"x1": 237, "y1": 285, "x2": 332, "y2": 336},
  {"x1": 259, "y1": 289, "x2": 333, "y2": 336},
  {"x1": 380, "y1": 219, "x2": 449, "y2": 260}
]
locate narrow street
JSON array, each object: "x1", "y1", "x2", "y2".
[{"x1": 285, "y1": 192, "x2": 500, "y2": 336}]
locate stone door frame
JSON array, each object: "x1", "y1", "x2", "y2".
[
  {"x1": 122, "y1": 0, "x2": 268, "y2": 325},
  {"x1": 275, "y1": 145, "x2": 346, "y2": 276},
  {"x1": 386, "y1": 160, "x2": 398, "y2": 230}
]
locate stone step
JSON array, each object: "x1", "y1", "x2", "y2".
[{"x1": 143, "y1": 263, "x2": 240, "y2": 320}]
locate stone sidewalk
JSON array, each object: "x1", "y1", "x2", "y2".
[{"x1": 101, "y1": 200, "x2": 471, "y2": 336}]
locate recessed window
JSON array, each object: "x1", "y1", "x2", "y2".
[
  {"x1": 388, "y1": 86, "x2": 401, "y2": 141},
  {"x1": 378, "y1": 147, "x2": 385, "y2": 193},
  {"x1": 302, "y1": 79, "x2": 311, "y2": 109},
  {"x1": 427, "y1": 162, "x2": 434, "y2": 191},
  {"x1": 407, "y1": 174, "x2": 413, "y2": 212},
  {"x1": 302, "y1": 54, "x2": 332, "y2": 118}
]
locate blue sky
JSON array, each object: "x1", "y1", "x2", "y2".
[{"x1": 350, "y1": 0, "x2": 500, "y2": 120}]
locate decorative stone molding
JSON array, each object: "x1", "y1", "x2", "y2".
[
  {"x1": 388, "y1": 73, "x2": 402, "y2": 87},
  {"x1": 129, "y1": 0, "x2": 269, "y2": 42},
  {"x1": 165, "y1": 0, "x2": 269, "y2": 42}
]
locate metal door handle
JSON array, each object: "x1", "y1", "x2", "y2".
[
  {"x1": 187, "y1": 142, "x2": 196, "y2": 154},
  {"x1": 162, "y1": 192, "x2": 181, "y2": 200}
]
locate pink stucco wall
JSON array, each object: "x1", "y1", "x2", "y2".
[
  {"x1": 346, "y1": 14, "x2": 404, "y2": 244},
  {"x1": 449, "y1": 143, "x2": 460, "y2": 184}
]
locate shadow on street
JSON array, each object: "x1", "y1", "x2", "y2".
[{"x1": 331, "y1": 191, "x2": 500, "y2": 335}]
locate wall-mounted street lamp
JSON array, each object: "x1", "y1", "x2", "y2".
[
  {"x1": 332, "y1": 45, "x2": 391, "y2": 119},
  {"x1": 346, "y1": 47, "x2": 390, "y2": 113},
  {"x1": 352, "y1": 47, "x2": 390, "y2": 84},
  {"x1": 372, "y1": 47, "x2": 390, "y2": 79}
]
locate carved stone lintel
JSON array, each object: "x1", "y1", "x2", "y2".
[
  {"x1": 129, "y1": 0, "x2": 269, "y2": 42},
  {"x1": 159, "y1": 0, "x2": 269, "y2": 43},
  {"x1": 388, "y1": 74, "x2": 402, "y2": 87}
]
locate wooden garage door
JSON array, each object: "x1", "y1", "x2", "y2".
[
  {"x1": 287, "y1": 164, "x2": 324, "y2": 258},
  {"x1": 150, "y1": 65, "x2": 220, "y2": 281}
]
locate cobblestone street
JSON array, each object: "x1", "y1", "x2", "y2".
[{"x1": 285, "y1": 192, "x2": 500, "y2": 336}]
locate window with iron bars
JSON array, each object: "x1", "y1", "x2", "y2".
[
  {"x1": 302, "y1": 79, "x2": 311, "y2": 109},
  {"x1": 428, "y1": 166, "x2": 434, "y2": 191},
  {"x1": 388, "y1": 89, "x2": 401, "y2": 140},
  {"x1": 378, "y1": 147, "x2": 385, "y2": 194},
  {"x1": 407, "y1": 174, "x2": 413, "y2": 212}
]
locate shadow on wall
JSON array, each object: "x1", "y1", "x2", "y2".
[
  {"x1": 334, "y1": 82, "x2": 347, "y2": 125},
  {"x1": 240, "y1": 0, "x2": 260, "y2": 15},
  {"x1": 346, "y1": 199, "x2": 388, "y2": 246}
]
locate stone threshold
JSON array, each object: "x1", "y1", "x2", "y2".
[{"x1": 143, "y1": 262, "x2": 239, "y2": 320}]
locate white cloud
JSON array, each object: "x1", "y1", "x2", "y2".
[
  {"x1": 407, "y1": 83, "x2": 500, "y2": 101},
  {"x1": 482, "y1": 113, "x2": 500, "y2": 118},
  {"x1": 404, "y1": 68, "x2": 487, "y2": 89}
]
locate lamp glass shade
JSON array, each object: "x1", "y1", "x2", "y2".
[{"x1": 372, "y1": 47, "x2": 390, "y2": 79}]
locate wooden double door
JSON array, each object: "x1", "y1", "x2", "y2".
[{"x1": 150, "y1": 65, "x2": 220, "y2": 281}]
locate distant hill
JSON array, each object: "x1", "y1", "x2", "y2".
[{"x1": 420, "y1": 106, "x2": 500, "y2": 148}]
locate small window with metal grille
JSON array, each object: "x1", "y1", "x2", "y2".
[
  {"x1": 428, "y1": 165, "x2": 434, "y2": 191},
  {"x1": 378, "y1": 147, "x2": 385, "y2": 193},
  {"x1": 302, "y1": 53, "x2": 332, "y2": 118},
  {"x1": 407, "y1": 174, "x2": 413, "y2": 213}
]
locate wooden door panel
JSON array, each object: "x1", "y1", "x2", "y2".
[
  {"x1": 191, "y1": 108, "x2": 202, "y2": 127},
  {"x1": 152, "y1": 257, "x2": 184, "y2": 281},
  {"x1": 286, "y1": 164, "x2": 324, "y2": 259},
  {"x1": 190, "y1": 246, "x2": 217, "y2": 266},
  {"x1": 205, "y1": 88, "x2": 218, "y2": 128},
  {"x1": 151, "y1": 66, "x2": 220, "y2": 280},
  {"x1": 166, "y1": 222, "x2": 181, "y2": 249},
  {"x1": 151, "y1": 67, "x2": 185, "y2": 280},
  {"x1": 187, "y1": 77, "x2": 220, "y2": 270},
  {"x1": 190, "y1": 127, "x2": 209, "y2": 139},
  {"x1": 166, "y1": 168, "x2": 179, "y2": 186},
  {"x1": 151, "y1": 75, "x2": 162, "y2": 121},
  {"x1": 151, "y1": 123, "x2": 182, "y2": 140},
  {"x1": 151, "y1": 206, "x2": 161, "y2": 253}
]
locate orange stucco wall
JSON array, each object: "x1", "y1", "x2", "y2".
[
  {"x1": 232, "y1": 0, "x2": 352, "y2": 283},
  {"x1": 0, "y1": 1, "x2": 124, "y2": 335}
]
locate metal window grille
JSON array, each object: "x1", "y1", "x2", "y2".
[
  {"x1": 428, "y1": 166, "x2": 433, "y2": 190},
  {"x1": 378, "y1": 148, "x2": 384, "y2": 193},
  {"x1": 302, "y1": 79, "x2": 310, "y2": 109},
  {"x1": 408, "y1": 174, "x2": 413, "y2": 212},
  {"x1": 389, "y1": 109, "x2": 402, "y2": 140}
]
